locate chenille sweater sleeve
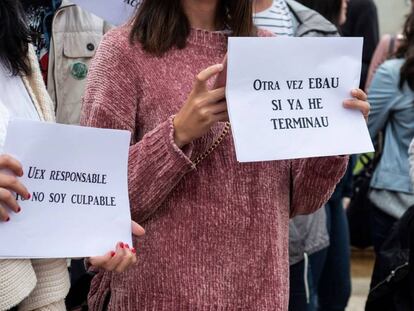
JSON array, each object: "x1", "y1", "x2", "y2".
[
  {"x1": 289, "y1": 156, "x2": 348, "y2": 217},
  {"x1": 80, "y1": 31, "x2": 195, "y2": 223}
]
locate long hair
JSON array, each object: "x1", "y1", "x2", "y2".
[
  {"x1": 296, "y1": 0, "x2": 342, "y2": 26},
  {"x1": 396, "y1": 9, "x2": 414, "y2": 90},
  {"x1": 130, "y1": 0, "x2": 255, "y2": 55},
  {"x1": 0, "y1": 0, "x2": 31, "y2": 76}
]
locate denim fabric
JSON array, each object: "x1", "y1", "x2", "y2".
[
  {"x1": 368, "y1": 59, "x2": 414, "y2": 194},
  {"x1": 317, "y1": 200, "x2": 351, "y2": 311}
]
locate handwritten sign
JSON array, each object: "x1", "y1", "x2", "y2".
[
  {"x1": 226, "y1": 37, "x2": 374, "y2": 162},
  {"x1": 70, "y1": 0, "x2": 140, "y2": 25},
  {"x1": 0, "y1": 120, "x2": 132, "y2": 258}
]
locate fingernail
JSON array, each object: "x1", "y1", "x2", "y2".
[
  {"x1": 17, "y1": 207, "x2": 21, "y2": 213},
  {"x1": 110, "y1": 251, "x2": 116, "y2": 257},
  {"x1": 5, "y1": 217, "x2": 10, "y2": 222},
  {"x1": 27, "y1": 193, "x2": 31, "y2": 200},
  {"x1": 125, "y1": 244, "x2": 129, "y2": 249},
  {"x1": 131, "y1": 248, "x2": 136, "y2": 254},
  {"x1": 120, "y1": 242, "x2": 124, "y2": 249}
]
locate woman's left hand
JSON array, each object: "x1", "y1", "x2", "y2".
[
  {"x1": 87, "y1": 221, "x2": 145, "y2": 273},
  {"x1": 343, "y1": 89, "x2": 370, "y2": 123}
]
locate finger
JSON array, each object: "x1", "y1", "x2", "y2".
[
  {"x1": 88, "y1": 251, "x2": 114, "y2": 269},
  {"x1": 114, "y1": 248, "x2": 136, "y2": 273},
  {"x1": 0, "y1": 188, "x2": 20, "y2": 213},
  {"x1": 0, "y1": 155, "x2": 23, "y2": 177},
  {"x1": 132, "y1": 221, "x2": 145, "y2": 237},
  {"x1": 351, "y1": 89, "x2": 368, "y2": 101},
  {"x1": 206, "y1": 87, "x2": 226, "y2": 103},
  {"x1": 105, "y1": 242, "x2": 126, "y2": 271},
  {"x1": 212, "y1": 111, "x2": 230, "y2": 123},
  {"x1": 194, "y1": 64, "x2": 224, "y2": 92},
  {"x1": 0, "y1": 175, "x2": 29, "y2": 199},
  {"x1": 131, "y1": 248, "x2": 137, "y2": 264},
  {"x1": 343, "y1": 99, "x2": 370, "y2": 117},
  {"x1": 208, "y1": 101, "x2": 228, "y2": 114},
  {"x1": 0, "y1": 204, "x2": 10, "y2": 222}
]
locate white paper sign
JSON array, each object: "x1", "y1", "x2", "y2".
[
  {"x1": 69, "y1": 0, "x2": 140, "y2": 25},
  {"x1": 0, "y1": 120, "x2": 132, "y2": 258},
  {"x1": 226, "y1": 37, "x2": 374, "y2": 162}
]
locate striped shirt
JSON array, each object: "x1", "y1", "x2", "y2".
[{"x1": 253, "y1": 0, "x2": 297, "y2": 37}]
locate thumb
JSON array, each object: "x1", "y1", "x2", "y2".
[
  {"x1": 88, "y1": 251, "x2": 112, "y2": 268},
  {"x1": 132, "y1": 221, "x2": 145, "y2": 237}
]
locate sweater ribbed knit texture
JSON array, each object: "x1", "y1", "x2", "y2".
[
  {"x1": 80, "y1": 26, "x2": 348, "y2": 311},
  {"x1": 0, "y1": 45, "x2": 68, "y2": 311}
]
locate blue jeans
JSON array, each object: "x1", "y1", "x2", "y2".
[
  {"x1": 289, "y1": 249, "x2": 328, "y2": 311},
  {"x1": 317, "y1": 200, "x2": 351, "y2": 311}
]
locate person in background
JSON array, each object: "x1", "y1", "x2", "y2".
[
  {"x1": 364, "y1": 130, "x2": 414, "y2": 309},
  {"x1": 80, "y1": 0, "x2": 370, "y2": 309},
  {"x1": 21, "y1": 2, "x2": 114, "y2": 309},
  {"x1": 365, "y1": 0, "x2": 414, "y2": 90},
  {"x1": 367, "y1": 6, "x2": 414, "y2": 257},
  {"x1": 21, "y1": 0, "x2": 113, "y2": 125},
  {"x1": 341, "y1": 0, "x2": 379, "y2": 90},
  {"x1": 296, "y1": 1, "x2": 353, "y2": 310},
  {"x1": 253, "y1": 1, "x2": 338, "y2": 310},
  {"x1": 0, "y1": 1, "x2": 140, "y2": 310}
]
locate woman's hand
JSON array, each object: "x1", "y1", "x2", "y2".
[
  {"x1": 0, "y1": 155, "x2": 30, "y2": 222},
  {"x1": 173, "y1": 64, "x2": 228, "y2": 148},
  {"x1": 343, "y1": 89, "x2": 370, "y2": 123},
  {"x1": 88, "y1": 221, "x2": 145, "y2": 273}
]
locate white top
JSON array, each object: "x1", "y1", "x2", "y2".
[
  {"x1": 253, "y1": 0, "x2": 297, "y2": 37},
  {"x1": 0, "y1": 64, "x2": 40, "y2": 152}
]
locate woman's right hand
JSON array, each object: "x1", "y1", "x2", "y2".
[
  {"x1": 173, "y1": 64, "x2": 228, "y2": 148},
  {"x1": 0, "y1": 155, "x2": 30, "y2": 222},
  {"x1": 88, "y1": 221, "x2": 145, "y2": 273}
]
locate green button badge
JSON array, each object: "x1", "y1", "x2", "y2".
[{"x1": 71, "y1": 62, "x2": 88, "y2": 80}]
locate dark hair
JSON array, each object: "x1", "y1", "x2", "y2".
[
  {"x1": 396, "y1": 9, "x2": 414, "y2": 90},
  {"x1": 296, "y1": 0, "x2": 342, "y2": 26},
  {"x1": 130, "y1": 0, "x2": 255, "y2": 55},
  {"x1": 0, "y1": 0, "x2": 31, "y2": 76}
]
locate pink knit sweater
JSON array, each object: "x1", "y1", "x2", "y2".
[{"x1": 80, "y1": 26, "x2": 348, "y2": 311}]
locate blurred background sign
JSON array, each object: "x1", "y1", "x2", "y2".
[{"x1": 70, "y1": 0, "x2": 140, "y2": 25}]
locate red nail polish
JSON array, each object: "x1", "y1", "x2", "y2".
[
  {"x1": 125, "y1": 244, "x2": 129, "y2": 249},
  {"x1": 17, "y1": 207, "x2": 21, "y2": 213},
  {"x1": 120, "y1": 242, "x2": 124, "y2": 249},
  {"x1": 5, "y1": 217, "x2": 10, "y2": 222},
  {"x1": 27, "y1": 193, "x2": 31, "y2": 200},
  {"x1": 131, "y1": 248, "x2": 136, "y2": 254},
  {"x1": 110, "y1": 251, "x2": 116, "y2": 257}
]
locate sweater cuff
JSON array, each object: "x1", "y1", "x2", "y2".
[
  {"x1": 167, "y1": 115, "x2": 195, "y2": 166},
  {"x1": 0, "y1": 260, "x2": 37, "y2": 311}
]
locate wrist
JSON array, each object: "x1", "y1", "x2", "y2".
[{"x1": 173, "y1": 117, "x2": 191, "y2": 148}]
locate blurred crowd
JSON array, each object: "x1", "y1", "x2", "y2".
[{"x1": 0, "y1": 0, "x2": 413, "y2": 311}]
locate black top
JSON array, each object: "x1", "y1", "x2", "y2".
[{"x1": 341, "y1": 0, "x2": 380, "y2": 89}]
